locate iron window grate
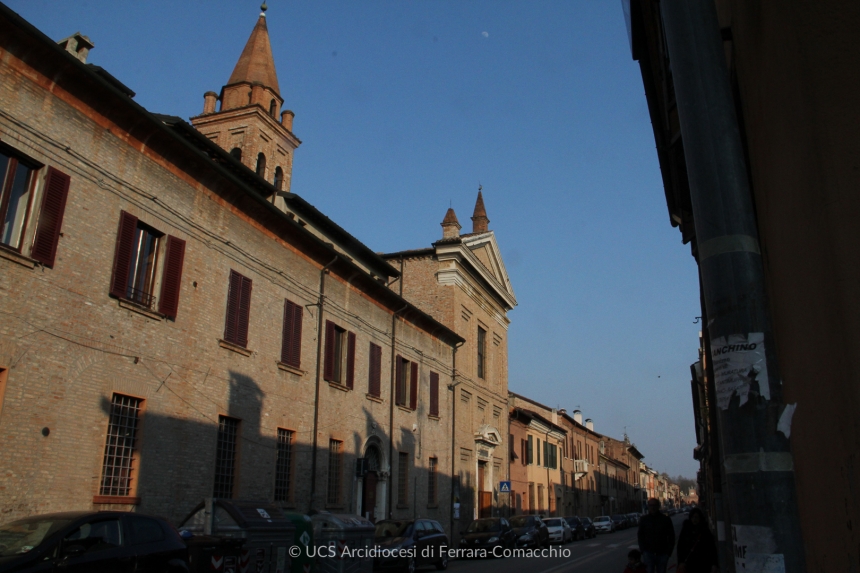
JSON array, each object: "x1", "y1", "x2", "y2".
[
  {"x1": 327, "y1": 439, "x2": 343, "y2": 505},
  {"x1": 99, "y1": 394, "x2": 142, "y2": 497},
  {"x1": 214, "y1": 416, "x2": 239, "y2": 498},
  {"x1": 274, "y1": 429, "x2": 293, "y2": 501}
]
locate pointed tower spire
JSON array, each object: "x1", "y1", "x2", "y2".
[
  {"x1": 227, "y1": 13, "x2": 280, "y2": 95},
  {"x1": 441, "y1": 207, "x2": 461, "y2": 239},
  {"x1": 471, "y1": 190, "x2": 489, "y2": 233}
]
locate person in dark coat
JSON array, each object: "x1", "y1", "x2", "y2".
[
  {"x1": 637, "y1": 498, "x2": 675, "y2": 573},
  {"x1": 676, "y1": 508, "x2": 718, "y2": 573}
]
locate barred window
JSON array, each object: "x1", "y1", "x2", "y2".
[
  {"x1": 214, "y1": 416, "x2": 239, "y2": 498},
  {"x1": 274, "y1": 429, "x2": 293, "y2": 502},
  {"x1": 99, "y1": 394, "x2": 142, "y2": 497},
  {"x1": 398, "y1": 452, "x2": 410, "y2": 507},
  {"x1": 327, "y1": 439, "x2": 343, "y2": 505},
  {"x1": 428, "y1": 458, "x2": 437, "y2": 506}
]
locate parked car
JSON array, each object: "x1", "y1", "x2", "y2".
[
  {"x1": 562, "y1": 517, "x2": 585, "y2": 541},
  {"x1": 578, "y1": 517, "x2": 597, "y2": 539},
  {"x1": 459, "y1": 518, "x2": 516, "y2": 553},
  {"x1": 374, "y1": 519, "x2": 449, "y2": 572},
  {"x1": 625, "y1": 513, "x2": 640, "y2": 526},
  {"x1": 542, "y1": 518, "x2": 572, "y2": 544},
  {"x1": 508, "y1": 515, "x2": 549, "y2": 549},
  {"x1": 0, "y1": 511, "x2": 188, "y2": 573},
  {"x1": 610, "y1": 514, "x2": 629, "y2": 530},
  {"x1": 593, "y1": 515, "x2": 615, "y2": 534}
]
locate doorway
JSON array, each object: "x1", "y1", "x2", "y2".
[{"x1": 478, "y1": 462, "x2": 491, "y2": 518}]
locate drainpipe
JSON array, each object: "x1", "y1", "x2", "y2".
[
  {"x1": 660, "y1": 1, "x2": 805, "y2": 569},
  {"x1": 309, "y1": 255, "x2": 338, "y2": 511},
  {"x1": 448, "y1": 341, "x2": 465, "y2": 539},
  {"x1": 387, "y1": 304, "x2": 408, "y2": 518}
]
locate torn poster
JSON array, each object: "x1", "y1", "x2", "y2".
[
  {"x1": 732, "y1": 524, "x2": 785, "y2": 572},
  {"x1": 711, "y1": 332, "x2": 769, "y2": 409}
]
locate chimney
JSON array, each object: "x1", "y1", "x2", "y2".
[
  {"x1": 573, "y1": 410, "x2": 583, "y2": 425},
  {"x1": 58, "y1": 32, "x2": 94, "y2": 63},
  {"x1": 471, "y1": 190, "x2": 489, "y2": 233},
  {"x1": 203, "y1": 91, "x2": 218, "y2": 114},
  {"x1": 551, "y1": 408, "x2": 558, "y2": 424},
  {"x1": 441, "y1": 208, "x2": 461, "y2": 239},
  {"x1": 585, "y1": 418, "x2": 594, "y2": 432},
  {"x1": 281, "y1": 110, "x2": 294, "y2": 131}
]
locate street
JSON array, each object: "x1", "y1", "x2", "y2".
[{"x1": 440, "y1": 515, "x2": 686, "y2": 573}]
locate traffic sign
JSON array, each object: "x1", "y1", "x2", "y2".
[{"x1": 499, "y1": 481, "x2": 511, "y2": 493}]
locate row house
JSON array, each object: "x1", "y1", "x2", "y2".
[
  {"x1": 0, "y1": 6, "x2": 469, "y2": 530},
  {"x1": 508, "y1": 405, "x2": 565, "y2": 516}
]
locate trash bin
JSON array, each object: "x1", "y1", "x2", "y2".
[
  {"x1": 184, "y1": 535, "x2": 245, "y2": 573},
  {"x1": 283, "y1": 512, "x2": 315, "y2": 573},
  {"x1": 180, "y1": 499, "x2": 297, "y2": 573},
  {"x1": 310, "y1": 513, "x2": 375, "y2": 573}
]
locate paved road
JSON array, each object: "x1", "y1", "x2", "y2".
[{"x1": 435, "y1": 514, "x2": 687, "y2": 573}]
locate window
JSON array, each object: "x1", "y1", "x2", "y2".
[
  {"x1": 280, "y1": 299, "x2": 303, "y2": 368},
  {"x1": 537, "y1": 484, "x2": 544, "y2": 512},
  {"x1": 269, "y1": 99, "x2": 278, "y2": 117},
  {"x1": 127, "y1": 516, "x2": 165, "y2": 545},
  {"x1": 429, "y1": 371, "x2": 439, "y2": 416},
  {"x1": 0, "y1": 146, "x2": 37, "y2": 252},
  {"x1": 521, "y1": 439, "x2": 528, "y2": 466},
  {"x1": 274, "y1": 166, "x2": 284, "y2": 190},
  {"x1": 327, "y1": 439, "x2": 343, "y2": 505},
  {"x1": 395, "y1": 356, "x2": 418, "y2": 410},
  {"x1": 528, "y1": 483, "x2": 535, "y2": 514},
  {"x1": 476, "y1": 327, "x2": 486, "y2": 379},
  {"x1": 527, "y1": 435, "x2": 533, "y2": 465},
  {"x1": 223, "y1": 270, "x2": 252, "y2": 347},
  {"x1": 99, "y1": 394, "x2": 142, "y2": 498},
  {"x1": 537, "y1": 438, "x2": 541, "y2": 466},
  {"x1": 398, "y1": 452, "x2": 410, "y2": 507},
  {"x1": 545, "y1": 443, "x2": 558, "y2": 469},
  {"x1": 368, "y1": 342, "x2": 382, "y2": 397},
  {"x1": 428, "y1": 457, "x2": 437, "y2": 506},
  {"x1": 256, "y1": 153, "x2": 266, "y2": 177},
  {"x1": 31, "y1": 168, "x2": 71, "y2": 267},
  {"x1": 110, "y1": 211, "x2": 186, "y2": 316},
  {"x1": 214, "y1": 416, "x2": 239, "y2": 498},
  {"x1": 274, "y1": 429, "x2": 293, "y2": 502},
  {"x1": 64, "y1": 519, "x2": 122, "y2": 553},
  {"x1": 324, "y1": 320, "x2": 355, "y2": 387},
  {"x1": 230, "y1": 147, "x2": 242, "y2": 161}
]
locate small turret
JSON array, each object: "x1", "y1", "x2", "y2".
[
  {"x1": 441, "y1": 208, "x2": 461, "y2": 239},
  {"x1": 471, "y1": 190, "x2": 489, "y2": 233}
]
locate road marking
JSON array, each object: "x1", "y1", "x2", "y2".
[
  {"x1": 628, "y1": 545, "x2": 639, "y2": 549},
  {"x1": 587, "y1": 543, "x2": 600, "y2": 547},
  {"x1": 606, "y1": 544, "x2": 619, "y2": 548}
]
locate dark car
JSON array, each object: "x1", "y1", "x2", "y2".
[
  {"x1": 563, "y1": 517, "x2": 585, "y2": 541},
  {"x1": 374, "y1": 519, "x2": 448, "y2": 573},
  {"x1": 578, "y1": 517, "x2": 596, "y2": 539},
  {"x1": 459, "y1": 518, "x2": 516, "y2": 554},
  {"x1": 508, "y1": 515, "x2": 549, "y2": 549},
  {"x1": 610, "y1": 514, "x2": 628, "y2": 530},
  {"x1": 0, "y1": 511, "x2": 188, "y2": 573}
]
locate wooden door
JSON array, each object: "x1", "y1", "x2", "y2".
[
  {"x1": 478, "y1": 463, "x2": 491, "y2": 517},
  {"x1": 362, "y1": 471, "x2": 378, "y2": 522}
]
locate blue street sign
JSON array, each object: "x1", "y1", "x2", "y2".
[{"x1": 499, "y1": 481, "x2": 511, "y2": 493}]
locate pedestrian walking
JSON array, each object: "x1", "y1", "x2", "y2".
[
  {"x1": 624, "y1": 549, "x2": 647, "y2": 573},
  {"x1": 637, "y1": 498, "x2": 675, "y2": 573},
  {"x1": 676, "y1": 508, "x2": 718, "y2": 573}
]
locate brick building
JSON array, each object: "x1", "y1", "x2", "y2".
[
  {"x1": 382, "y1": 196, "x2": 517, "y2": 532},
  {"x1": 0, "y1": 5, "x2": 463, "y2": 530},
  {"x1": 508, "y1": 406, "x2": 565, "y2": 517}
]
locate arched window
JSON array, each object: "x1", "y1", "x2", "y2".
[
  {"x1": 256, "y1": 153, "x2": 266, "y2": 177},
  {"x1": 230, "y1": 147, "x2": 242, "y2": 161},
  {"x1": 269, "y1": 99, "x2": 278, "y2": 118},
  {"x1": 273, "y1": 166, "x2": 284, "y2": 190}
]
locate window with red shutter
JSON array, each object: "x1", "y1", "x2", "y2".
[
  {"x1": 395, "y1": 356, "x2": 405, "y2": 406},
  {"x1": 409, "y1": 362, "x2": 418, "y2": 410},
  {"x1": 0, "y1": 144, "x2": 38, "y2": 253},
  {"x1": 368, "y1": 343, "x2": 382, "y2": 397},
  {"x1": 158, "y1": 236, "x2": 185, "y2": 319},
  {"x1": 224, "y1": 270, "x2": 252, "y2": 347},
  {"x1": 110, "y1": 211, "x2": 138, "y2": 299},
  {"x1": 281, "y1": 300, "x2": 303, "y2": 368},
  {"x1": 30, "y1": 167, "x2": 70, "y2": 267},
  {"x1": 346, "y1": 332, "x2": 356, "y2": 389},
  {"x1": 429, "y1": 372, "x2": 439, "y2": 417}
]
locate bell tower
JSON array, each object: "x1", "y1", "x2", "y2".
[{"x1": 191, "y1": 4, "x2": 300, "y2": 198}]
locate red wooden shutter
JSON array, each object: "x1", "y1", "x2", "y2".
[
  {"x1": 31, "y1": 167, "x2": 70, "y2": 267},
  {"x1": 429, "y1": 372, "x2": 439, "y2": 416},
  {"x1": 368, "y1": 343, "x2": 381, "y2": 397},
  {"x1": 323, "y1": 320, "x2": 336, "y2": 381},
  {"x1": 158, "y1": 235, "x2": 185, "y2": 319},
  {"x1": 110, "y1": 211, "x2": 138, "y2": 298},
  {"x1": 281, "y1": 300, "x2": 303, "y2": 368},
  {"x1": 395, "y1": 356, "x2": 404, "y2": 405},
  {"x1": 345, "y1": 331, "x2": 356, "y2": 389},
  {"x1": 224, "y1": 271, "x2": 242, "y2": 344},
  {"x1": 409, "y1": 361, "x2": 418, "y2": 410},
  {"x1": 236, "y1": 275, "x2": 252, "y2": 347}
]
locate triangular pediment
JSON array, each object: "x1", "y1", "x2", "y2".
[{"x1": 460, "y1": 232, "x2": 517, "y2": 308}]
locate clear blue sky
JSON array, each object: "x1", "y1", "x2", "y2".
[{"x1": 8, "y1": 0, "x2": 702, "y2": 478}]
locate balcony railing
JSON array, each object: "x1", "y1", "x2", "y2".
[{"x1": 126, "y1": 286, "x2": 156, "y2": 309}]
